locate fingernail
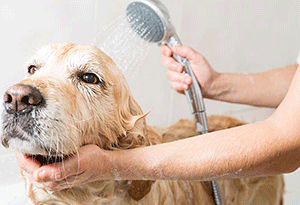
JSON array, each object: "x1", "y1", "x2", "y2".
[
  {"x1": 185, "y1": 74, "x2": 192, "y2": 84},
  {"x1": 37, "y1": 170, "x2": 45, "y2": 182},
  {"x1": 165, "y1": 49, "x2": 171, "y2": 56}
]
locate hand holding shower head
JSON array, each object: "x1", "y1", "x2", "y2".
[{"x1": 126, "y1": 1, "x2": 223, "y2": 205}]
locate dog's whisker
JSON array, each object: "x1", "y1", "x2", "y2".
[
  {"x1": 76, "y1": 116, "x2": 94, "y2": 123},
  {"x1": 72, "y1": 148, "x2": 81, "y2": 189},
  {"x1": 64, "y1": 122, "x2": 80, "y2": 132}
]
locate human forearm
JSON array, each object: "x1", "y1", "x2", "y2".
[
  {"x1": 111, "y1": 120, "x2": 299, "y2": 181},
  {"x1": 207, "y1": 64, "x2": 297, "y2": 107},
  {"x1": 110, "y1": 67, "x2": 300, "y2": 181},
  {"x1": 29, "y1": 107, "x2": 300, "y2": 189}
]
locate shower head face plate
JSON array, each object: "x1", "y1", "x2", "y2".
[{"x1": 126, "y1": 0, "x2": 171, "y2": 43}]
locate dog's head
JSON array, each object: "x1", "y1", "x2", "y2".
[{"x1": 1, "y1": 43, "x2": 152, "y2": 162}]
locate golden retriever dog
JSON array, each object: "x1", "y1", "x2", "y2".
[{"x1": 1, "y1": 43, "x2": 284, "y2": 204}]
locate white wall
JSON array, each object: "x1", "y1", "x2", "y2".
[{"x1": 0, "y1": 0, "x2": 300, "y2": 204}]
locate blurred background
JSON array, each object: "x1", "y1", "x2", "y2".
[{"x1": 0, "y1": 0, "x2": 300, "y2": 204}]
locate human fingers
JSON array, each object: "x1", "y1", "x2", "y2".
[
  {"x1": 160, "y1": 45, "x2": 185, "y2": 73},
  {"x1": 16, "y1": 152, "x2": 41, "y2": 174},
  {"x1": 167, "y1": 70, "x2": 192, "y2": 92},
  {"x1": 31, "y1": 145, "x2": 113, "y2": 191},
  {"x1": 33, "y1": 153, "x2": 82, "y2": 183},
  {"x1": 171, "y1": 45, "x2": 200, "y2": 62},
  {"x1": 170, "y1": 82, "x2": 188, "y2": 94},
  {"x1": 160, "y1": 44, "x2": 172, "y2": 57},
  {"x1": 22, "y1": 170, "x2": 61, "y2": 192},
  {"x1": 22, "y1": 171, "x2": 46, "y2": 189},
  {"x1": 32, "y1": 172, "x2": 86, "y2": 192},
  {"x1": 167, "y1": 70, "x2": 192, "y2": 85},
  {"x1": 160, "y1": 55, "x2": 184, "y2": 73},
  {"x1": 33, "y1": 144, "x2": 105, "y2": 183}
]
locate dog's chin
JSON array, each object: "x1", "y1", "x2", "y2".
[
  {"x1": 24, "y1": 151, "x2": 72, "y2": 166},
  {"x1": 6, "y1": 138, "x2": 72, "y2": 165},
  {"x1": 26, "y1": 154, "x2": 69, "y2": 165},
  {"x1": 7, "y1": 138, "x2": 47, "y2": 154}
]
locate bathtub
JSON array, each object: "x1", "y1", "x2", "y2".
[{"x1": 0, "y1": 149, "x2": 299, "y2": 204}]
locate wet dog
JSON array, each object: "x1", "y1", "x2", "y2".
[{"x1": 1, "y1": 43, "x2": 284, "y2": 204}]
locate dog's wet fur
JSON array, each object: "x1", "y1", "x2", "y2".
[{"x1": 1, "y1": 43, "x2": 284, "y2": 204}]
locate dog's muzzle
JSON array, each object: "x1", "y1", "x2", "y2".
[
  {"x1": 3, "y1": 84, "x2": 43, "y2": 114},
  {"x1": 1, "y1": 84, "x2": 44, "y2": 148}
]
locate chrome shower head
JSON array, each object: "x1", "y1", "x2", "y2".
[{"x1": 126, "y1": 0, "x2": 174, "y2": 43}]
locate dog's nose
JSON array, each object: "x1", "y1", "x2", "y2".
[{"x1": 3, "y1": 84, "x2": 43, "y2": 114}]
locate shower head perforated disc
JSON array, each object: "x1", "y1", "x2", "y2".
[{"x1": 126, "y1": 0, "x2": 172, "y2": 43}]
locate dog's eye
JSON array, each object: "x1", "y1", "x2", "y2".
[
  {"x1": 80, "y1": 73, "x2": 101, "y2": 84},
  {"x1": 28, "y1": 65, "x2": 38, "y2": 74}
]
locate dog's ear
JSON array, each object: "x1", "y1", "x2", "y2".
[
  {"x1": 97, "y1": 51, "x2": 152, "y2": 148},
  {"x1": 113, "y1": 77, "x2": 151, "y2": 148},
  {"x1": 111, "y1": 71, "x2": 157, "y2": 200},
  {"x1": 126, "y1": 180, "x2": 155, "y2": 201},
  {"x1": 120, "y1": 95, "x2": 151, "y2": 148},
  {"x1": 117, "y1": 93, "x2": 156, "y2": 201}
]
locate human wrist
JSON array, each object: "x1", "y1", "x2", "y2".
[
  {"x1": 202, "y1": 72, "x2": 231, "y2": 100},
  {"x1": 90, "y1": 147, "x2": 120, "y2": 181},
  {"x1": 108, "y1": 148, "x2": 154, "y2": 180},
  {"x1": 100, "y1": 149, "x2": 142, "y2": 180}
]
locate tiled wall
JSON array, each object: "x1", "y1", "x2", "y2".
[{"x1": 0, "y1": 0, "x2": 300, "y2": 204}]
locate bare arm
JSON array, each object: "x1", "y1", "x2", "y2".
[
  {"x1": 109, "y1": 66, "x2": 300, "y2": 181},
  {"x1": 113, "y1": 121, "x2": 299, "y2": 181},
  {"x1": 210, "y1": 64, "x2": 297, "y2": 108},
  {"x1": 161, "y1": 45, "x2": 297, "y2": 108}
]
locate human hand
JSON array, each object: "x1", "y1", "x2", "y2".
[
  {"x1": 16, "y1": 144, "x2": 114, "y2": 192},
  {"x1": 160, "y1": 45, "x2": 219, "y2": 97}
]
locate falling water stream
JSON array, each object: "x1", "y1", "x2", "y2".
[{"x1": 96, "y1": 12, "x2": 154, "y2": 78}]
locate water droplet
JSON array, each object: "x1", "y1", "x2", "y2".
[{"x1": 96, "y1": 13, "x2": 153, "y2": 79}]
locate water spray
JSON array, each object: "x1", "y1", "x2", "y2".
[{"x1": 126, "y1": 0, "x2": 223, "y2": 204}]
